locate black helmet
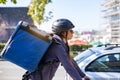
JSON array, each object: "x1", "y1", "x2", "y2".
[{"x1": 52, "y1": 19, "x2": 75, "y2": 34}]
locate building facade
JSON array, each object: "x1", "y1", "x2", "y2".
[
  {"x1": 0, "y1": 7, "x2": 33, "y2": 42},
  {"x1": 102, "y1": 0, "x2": 120, "y2": 43}
]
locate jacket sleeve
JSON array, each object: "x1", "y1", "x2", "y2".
[
  {"x1": 71, "y1": 58, "x2": 86, "y2": 77},
  {"x1": 54, "y1": 44, "x2": 82, "y2": 80}
]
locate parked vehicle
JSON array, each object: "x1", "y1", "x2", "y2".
[{"x1": 68, "y1": 44, "x2": 120, "y2": 80}]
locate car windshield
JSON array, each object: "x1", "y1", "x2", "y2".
[{"x1": 74, "y1": 49, "x2": 96, "y2": 64}]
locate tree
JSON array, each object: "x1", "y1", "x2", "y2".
[
  {"x1": 28, "y1": 0, "x2": 52, "y2": 25},
  {"x1": 0, "y1": 0, "x2": 52, "y2": 25},
  {"x1": 0, "y1": 0, "x2": 17, "y2": 4}
]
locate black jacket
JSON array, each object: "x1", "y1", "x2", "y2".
[{"x1": 28, "y1": 34, "x2": 85, "y2": 80}]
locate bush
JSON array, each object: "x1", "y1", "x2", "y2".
[
  {"x1": 0, "y1": 43, "x2": 6, "y2": 53},
  {"x1": 69, "y1": 44, "x2": 92, "y2": 57},
  {"x1": 70, "y1": 44, "x2": 92, "y2": 52}
]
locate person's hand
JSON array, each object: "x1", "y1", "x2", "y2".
[{"x1": 83, "y1": 76, "x2": 90, "y2": 80}]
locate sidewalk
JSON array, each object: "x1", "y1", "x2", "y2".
[
  {"x1": 53, "y1": 65, "x2": 66, "y2": 80},
  {"x1": 0, "y1": 61, "x2": 66, "y2": 80}
]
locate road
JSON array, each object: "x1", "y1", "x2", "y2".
[{"x1": 0, "y1": 60, "x2": 66, "y2": 80}]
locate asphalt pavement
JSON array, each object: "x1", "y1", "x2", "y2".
[{"x1": 0, "y1": 60, "x2": 66, "y2": 80}]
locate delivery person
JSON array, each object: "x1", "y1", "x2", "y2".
[{"x1": 23, "y1": 18, "x2": 89, "y2": 80}]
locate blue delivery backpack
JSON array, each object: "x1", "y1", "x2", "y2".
[{"x1": 1, "y1": 21, "x2": 53, "y2": 72}]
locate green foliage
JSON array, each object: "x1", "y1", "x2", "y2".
[
  {"x1": 70, "y1": 44, "x2": 92, "y2": 58},
  {"x1": 0, "y1": 0, "x2": 16, "y2": 4},
  {"x1": 28, "y1": 0, "x2": 52, "y2": 25},
  {"x1": 11, "y1": 0, "x2": 17, "y2": 4},
  {"x1": 0, "y1": 0, "x2": 7, "y2": 4},
  {"x1": 70, "y1": 45, "x2": 81, "y2": 51},
  {"x1": 70, "y1": 51, "x2": 77, "y2": 58},
  {"x1": 0, "y1": 43, "x2": 5, "y2": 53},
  {"x1": 70, "y1": 44, "x2": 92, "y2": 52}
]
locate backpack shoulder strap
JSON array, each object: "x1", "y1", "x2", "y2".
[{"x1": 52, "y1": 37, "x2": 61, "y2": 45}]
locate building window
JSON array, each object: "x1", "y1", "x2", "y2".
[{"x1": 110, "y1": 14, "x2": 120, "y2": 21}]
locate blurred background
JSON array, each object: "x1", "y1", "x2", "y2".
[{"x1": 0, "y1": 0, "x2": 120, "y2": 80}]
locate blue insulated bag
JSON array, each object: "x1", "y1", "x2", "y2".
[{"x1": 1, "y1": 21, "x2": 52, "y2": 72}]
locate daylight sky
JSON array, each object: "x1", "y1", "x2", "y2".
[{"x1": 0, "y1": 0, "x2": 105, "y2": 32}]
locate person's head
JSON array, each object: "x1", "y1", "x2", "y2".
[{"x1": 52, "y1": 18, "x2": 75, "y2": 40}]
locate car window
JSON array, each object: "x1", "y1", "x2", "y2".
[{"x1": 85, "y1": 53, "x2": 120, "y2": 72}]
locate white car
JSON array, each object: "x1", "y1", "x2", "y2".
[{"x1": 68, "y1": 44, "x2": 120, "y2": 80}]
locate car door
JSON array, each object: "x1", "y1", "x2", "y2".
[{"x1": 85, "y1": 53, "x2": 120, "y2": 80}]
